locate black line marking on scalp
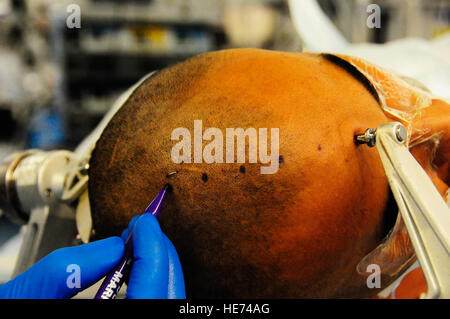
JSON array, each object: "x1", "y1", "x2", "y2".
[
  {"x1": 318, "y1": 144, "x2": 322, "y2": 151},
  {"x1": 201, "y1": 173, "x2": 208, "y2": 182},
  {"x1": 278, "y1": 155, "x2": 284, "y2": 164},
  {"x1": 321, "y1": 53, "x2": 381, "y2": 105},
  {"x1": 239, "y1": 165, "x2": 246, "y2": 174}
]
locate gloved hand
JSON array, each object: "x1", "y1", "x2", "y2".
[
  {"x1": 0, "y1": 237, "x2": 124, "y2": 299},
  {"x1": 121, "y1": 213, "x2": 185, "y2": 299},
  {"x1": 0, "y1": 213, "x2": 185, "y2": 299}
]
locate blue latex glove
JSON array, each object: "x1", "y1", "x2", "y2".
[
  {"x1": 121, "y1": 213, "x2": 186, "y2": 299},
  {"x1": 0, "y1": 237, "x2": 124, "y2": 299},
  {"x1": 0, "y1": 213, "x2": 185, "y2": 299}
]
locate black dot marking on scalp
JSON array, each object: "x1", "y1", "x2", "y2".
[
  {"x1": 318, "y1": 144, "x2": 322, "y2": 151},
  {"x1": 279, "y1": 155, "x2": 284, "y2": 164},
  {"x1": 239, "y1": 166, "x2": 246, "y2": 174},
  {"x1": 201, "y1": 173, "x2": 208, "y2": 182},
  {"x1": 164, "y1": 183, "x2": 173, "y2": 193}
]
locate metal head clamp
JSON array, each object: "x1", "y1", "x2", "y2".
[
  {"x1": 356, "y1": 122, "x2": 450, "y2": 299},
  {"x1": 0, "y1": 150, "x2": 89, "y2": 276},
  {"x1": 354, "y1": 124, "x2": 407, "y2": 147}
]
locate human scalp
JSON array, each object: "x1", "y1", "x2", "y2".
[{"x1": 88, "y1": 49, "x2": 394, "y2": 298}]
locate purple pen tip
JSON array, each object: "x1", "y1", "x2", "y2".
[{"x1": 143, "y1": 184, "x2": 171, "y2": 217}]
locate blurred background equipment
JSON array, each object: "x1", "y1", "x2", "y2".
[
  {"x1": 0, "y1": 0, "x2": 449, "y2": 288},
  {"x1": 0, "y1": 149, "x2": 87, "y2": 276},
  {"x1": 288, "y1": 0, "x2": 450, "y2": 99}
]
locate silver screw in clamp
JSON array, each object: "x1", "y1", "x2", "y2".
[
  {"x1": 354, "y1": 128, "x2": 377, "y2": 147},
  {"x1": 394, "y1": 124, "x2": 407, "y2": 143}
]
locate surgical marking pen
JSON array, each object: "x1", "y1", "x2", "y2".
[{"x1": 94, "y1": 184, "x2": 171, "y2": 299}]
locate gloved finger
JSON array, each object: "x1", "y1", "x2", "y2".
[
  {"x1": 0, "y1": 237, "x2": 124, "y2": 299},
  {"x1": 162, "y1": 234, "x2": 186, "y2": 299},
  {"x1": 121, "y1": 215, "x2": 141, "y2": 241},
  {"x1": 126, "y1": 213, "x2": 169, "y2": 299}
]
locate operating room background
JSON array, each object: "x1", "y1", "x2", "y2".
[{"x1": 0, "y1": 0, "x2": 449, "y2": 284}]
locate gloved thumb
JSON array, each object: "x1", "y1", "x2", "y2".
[{"x1": 124, "y1": 214, "x2": 185, "y2": 299}]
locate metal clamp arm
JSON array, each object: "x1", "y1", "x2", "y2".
[{"x1": 375, "y1": 122, "x2": 450, "y2": 299}]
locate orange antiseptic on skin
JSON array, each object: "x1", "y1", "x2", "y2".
[{"x1": 89, "y1": 49, "x2": 449, "y2": 298}]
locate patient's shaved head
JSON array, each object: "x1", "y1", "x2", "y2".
[
  {"x1": 89, "y1": 52, "x2": 214, "y2": 234},
  {"x1": 89, "y1": 49, "x2": 401, "y2": 298}
]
